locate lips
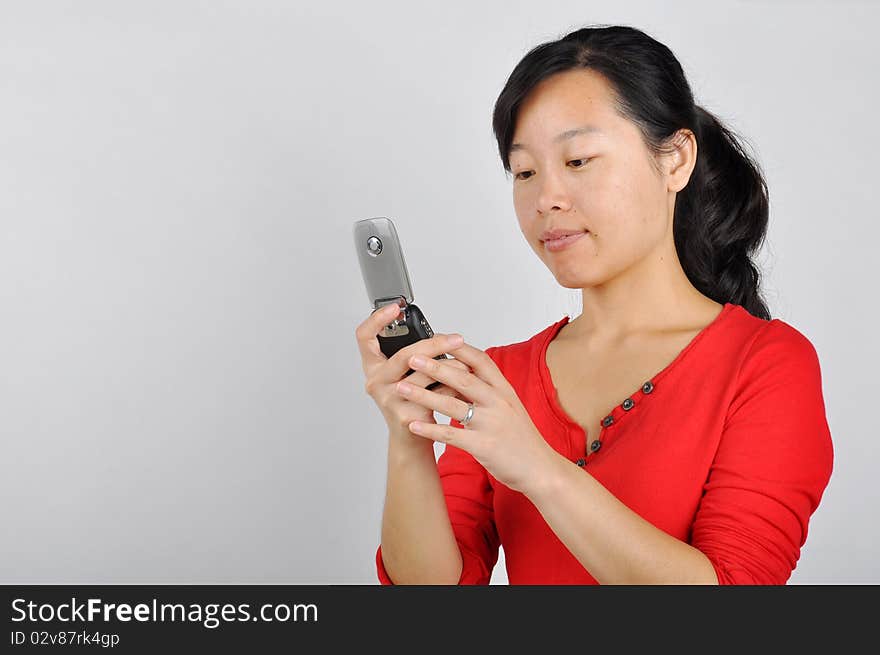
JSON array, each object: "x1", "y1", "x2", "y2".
[
  {"x1": 540, "y1": 228, "x2": 588, "y2": 242},
  {"x1": 543, "y1": 232, "x2": 587, "y2": 252}
]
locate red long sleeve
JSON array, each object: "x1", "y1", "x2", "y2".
[{"x1": 689, "y1": 320, "x2": 834, "y2": 584}]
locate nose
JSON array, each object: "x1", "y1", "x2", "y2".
[{"x1": 535, "y1": 169, "x2": 573, "y2": 214}]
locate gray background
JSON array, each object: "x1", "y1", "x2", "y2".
[{"x1": 1, "y1": 0, "x2": 877, "y2": 584}]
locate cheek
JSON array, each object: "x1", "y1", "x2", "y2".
[
  {"x1": 615, "y1": 155, "x2": 667, "y2": 219},
  {"x1": 512, "y1": 183, "x2": 530, "y2": 209},
  {"x1": 512, "y1": 192, "x2": 534, "y2": 234},
  {"x1": 592, "y1": 166, "x2": 664, "y2": 236}
]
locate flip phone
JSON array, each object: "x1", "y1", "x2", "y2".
[{"x1": 353, "y1": 217, "x2": 449, "y2": 390}]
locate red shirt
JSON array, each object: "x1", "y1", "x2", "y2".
[{"x1": 375, "y1": 302, "x2": 834, "y2": 584}]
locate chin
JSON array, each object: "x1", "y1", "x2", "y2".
[{"x1": 553, "y1": 269, "x2": 607, "y2": 289}]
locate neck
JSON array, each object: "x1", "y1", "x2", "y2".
[{"x1": 567, "y1": 241, "x2": 719, "y2": 344}]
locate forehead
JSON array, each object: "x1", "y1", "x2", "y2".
[{"x1": 511, "y1": 69, "x2": 619, "y2": 144}]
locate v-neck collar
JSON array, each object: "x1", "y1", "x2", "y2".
[{"x1": 536, "y1": 302, "x2": 737, "y2": 450}]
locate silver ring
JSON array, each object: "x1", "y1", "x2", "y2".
[{"x1": 460, "y1": 402, "x2": 475, "y2": 426}]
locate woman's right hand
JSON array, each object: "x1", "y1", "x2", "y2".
[{"x1": 355, "y1": 303, "x2": 471, "y2": 444}]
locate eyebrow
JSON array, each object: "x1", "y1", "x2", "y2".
[{"x1": 510, "y1": 125, "x2": 603, "y2": 153}]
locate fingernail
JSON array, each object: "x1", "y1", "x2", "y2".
[
  {"x1": 448, "y1": 334, "x2": 464, "y2": 347},
  {"x1": 397, "y1": 381, "x2": 412, "y2": 394},
  {"x1": 411, "y1": 355, "x2": 426, "y2": 367}
]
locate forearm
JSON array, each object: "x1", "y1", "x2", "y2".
[
  {"x1": 380, "y1": 434, "x2": 463, "y2": 584},
  {"x1": 524, "y1": 452, "x2": 718, "y2": 585}
]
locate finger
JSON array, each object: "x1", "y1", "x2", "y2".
[
  {"x1": 436, "y1": 359, "x2": 471, "y2": 393},
  {"x1": 407, "y1": 358, "x2": 470, "y2": 393},
  {"x1": 406, "y1": 349, "x2": 495, "y2": 407},
  {"x1": 381, "y1": 334, "x2": 464, "y2": 384},
  {"x1": 394, "y1": 377, "x2": 473, "y2": 424},
  {"x1": 442, "y1": 343, "x2": 513, "y2": 397},
  {"x1": 406, "y1": 419, "x2": 465, "y2": 447},
  {"x1": 355, "y1": 301, "x2": 405, "y2": 364}
]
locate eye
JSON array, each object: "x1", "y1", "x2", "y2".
[{"x1": 512, "y1": 158, "x2": 591, "y2": 181}]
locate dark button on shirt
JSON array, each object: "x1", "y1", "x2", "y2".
[
  {"x1": 601, "y1": 415, "x2": 614, "y2": 427},
  {"x1": 642, "y1": 381, "x2": 654, "y2": 394},
  {"x1": 622, "y1": 398, "x2": 634, "y2": 410},
  {"x1": 576, "y1": 458, "x2": 586, "y2": 467},
  {"x1": 590, "y1": 439, "x2": 602, "y2": 453}
]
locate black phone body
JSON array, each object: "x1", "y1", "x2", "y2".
[{"x1": 353, "y1": 217, "x2": 449, "y2": 388}]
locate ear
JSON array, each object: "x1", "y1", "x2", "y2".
[{"x1": 664, "y1": 128, "x2": 697, "y2": 193}]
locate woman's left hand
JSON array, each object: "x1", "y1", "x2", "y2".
[{"x1": 394, "y1": 340, "x2": 562, "y2": 496}]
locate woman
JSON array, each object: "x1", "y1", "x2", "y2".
[{"x1": 355, "y1": 24, "x2": 833, "y2": 584}]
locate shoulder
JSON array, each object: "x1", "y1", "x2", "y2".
[
  {"x1": 725, "y1": 313, "x2": 830, "y2": 438},
  {"x1": 704, "y1": 303, "x2": 824, "y2": 386},
  {"x1": 738, "y1": 316, "x2": 824, "y2": 383}
]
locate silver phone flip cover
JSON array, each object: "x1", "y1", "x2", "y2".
[
  {"x1": 353, "y1": 218, "x2": 413, "y2": 305},
  {"x1": 353, "y1": 217, "x2": 415, "y2": 336}
]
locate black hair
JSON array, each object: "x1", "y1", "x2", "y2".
[{"x1": 492, "y1": 24, "x2": 771, "y2": 320}]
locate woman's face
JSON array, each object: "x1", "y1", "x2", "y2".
[{"x1": 509, "y1": 68, "x2": 674, "y2": 290}]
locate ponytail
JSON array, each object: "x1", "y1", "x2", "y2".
[{"x1": 675, "y1": 105, "x2": 771, "y2": 320}]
